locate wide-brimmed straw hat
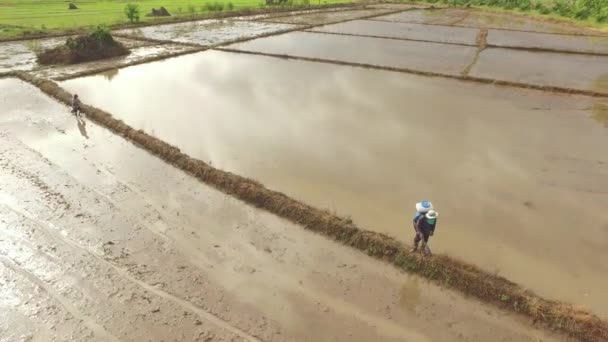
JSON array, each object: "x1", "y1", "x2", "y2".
[{"x1": 426, "y1": 210, "x2": 438, "y2": 219}]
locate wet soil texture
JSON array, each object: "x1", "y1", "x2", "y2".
[
  {"x1": 259, "y1": 8, "x2": 391, "y2": 25},
  {"x1": 310, "y1": 20, "x2": 479, "y2": 45},
  {"x1": 114, "y1": 19, "x2": 297, "y2": 46},
  {"x1": 470, "y1": 48, "x2": 608, "y2": 91},
  {"x1": 0, "y1": 36, "x2": 171, "y2": 77},
  {"x1": 374, "y1": 8, "x2": 472, "y2": 25},
  {"x1": 374, "y1": 8, "x2": 606, "y2": 34},
  {"x1": 0, "y1": 37, "x2": 65, "y2": 72},
  {"x1": 487, "y1": 29, "x2": 608, "y2": 54},
  {"x1": 32, "y1": 44, "x2": 199, "y2": 80},
  {"x1": 227, "y1": 31, "x2": 478, "y2": 75},
  {"x1": 60, "y1": 51, "x2": 608, "y2": 318},
  {"x1": 0, "y1": 78, "x2": 566, "y2": 342}
]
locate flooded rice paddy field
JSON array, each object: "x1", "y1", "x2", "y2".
[
  {"x1": 0, "y1": 36, "x2": 190, "y2": 79},
  {"x1": 258, "y1": 8, "x2": 392, "y2": 25},
  {"x1": 60, "y1": 49, "x2": 608, "y2": 319},
  {"x1": 309, "y1": 20, "x2": 479, "y2": 45},
  {"x1": 31, "y1": 44, "x2": 199, "y2": 81},
  {"x1": 486, "y1": 29, "x2": 608, "y2": 54},
  {"x1": 373, "y1": 8, "x2": 605, "y2": 34},
  {"x1": 0, "y1": 78, "x2": 566, "y2": 342},
  {"x1": 470, "y1": 48, "x2": 608, "y2": 91},
  {"x1": 114, "y1": 19, "x2": 298, "y2": 46},
  {"x1": 228, "y1": 31, "x2": 478, "y2": 74},
  {"x1": 2, "y1": 5, "x2": 608, "y2": 340}
]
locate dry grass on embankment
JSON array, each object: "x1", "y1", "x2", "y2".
[{"x1": 12, "y1": 72, "x2": 608, "y2": 342}]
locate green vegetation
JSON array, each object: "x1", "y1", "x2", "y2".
[
  {"x1": 124, "y1": 3, "x2": 140, "y2": 23},
  {"x1": 0, "y1": 0, "x2": 351, "y2": 38},
  {"x1": 421, "y1": 0, "x2": 608, "y2": 23}
]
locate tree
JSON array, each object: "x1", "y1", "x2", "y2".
[{"x1": 124, "y1": 3, "x2": 140, "y2": 23}]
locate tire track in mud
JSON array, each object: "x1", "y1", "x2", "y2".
[
  {"x1": 0, "y1": 255, "x2": 120, "y2": 342},
  {"x1": 9, "y1": 139, "x2": 423, "y2": 342},
  {"x1": 0, "y1": 136, "x2": 71, "y2": 213},
  {"x1": 0, "y1": 145, "x2": 425, "y2": 342},
  {"x1": 0, "y1": 135, "x2": 262, "y2": 340},
  {"x1": 1, "y1": 202, "x2": 262, "y2": 342},
  {"x1": 12, "y1": 73, "x2": 608, "y2": 342}
]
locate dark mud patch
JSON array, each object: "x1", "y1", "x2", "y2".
[
  {"x1": 148, "y1": 7, "x2": 171, "y2": 17},
  {"x1": 37, "y1": 31, "x2": 129, "y2": 65},
  {"x1": 13, "y1": 72, "x2": 608, "y2": 342}
]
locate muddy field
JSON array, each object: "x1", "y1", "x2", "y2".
[{"x1": 1, "y1": 5, "x2": 608, "y2": 342}]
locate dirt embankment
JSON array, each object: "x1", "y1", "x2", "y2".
[
  {"x1": 37, "y1": 30, "x2": 129, "y2": 65},
  {"x1": 12, "y1": 72, "x2": 608, "y2": 342}
]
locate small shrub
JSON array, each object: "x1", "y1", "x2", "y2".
[
  {"x1": 574, "y1": 6, "x2": 591, "y2": 19},
  {"x1": 227, "y1": 2, "x2": 235, "y2": 10},
  {"x1": 301, "y1": 0, "x2": 310, "y2": 5},
  {"x1": 205, "y1": 2, "x2": 224, "y2": 11},
  {"x1": 176, "y1": 6, "x2": 183, "y2": 14},
  {"x1": 187, "y1": 4, "x2": 197, "y2": 13},
  {"x1": 597, "y1": 7, "x2": 608, "y2": 22},
  {"x1": 539, "y1": 5, "x2": 551, "y2": 14},
  {"x1": 552, "y1": 0, "x2": 574, "y2": 17},
  {"x1": 124, "y1": 3, "x2": 140, "y2": 23},
  {"x1": 516, "y1": 0, "x2": 532, "y2": 11},
  {"x1": 90, "y1": 25, "x2": 113, "y2": 44}
]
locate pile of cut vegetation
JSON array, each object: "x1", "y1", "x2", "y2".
[{"x1": 37, "y1": 26, "x2": 129, "y2": 65}]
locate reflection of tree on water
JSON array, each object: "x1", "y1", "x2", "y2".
[
  {"x1": 102, "y1": 68, "x2": 119, "y2": 81},
  {"x1": 592, "y1": 74, "x2": 608, "y2": 127}
]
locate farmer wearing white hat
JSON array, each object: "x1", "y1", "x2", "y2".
[{"x1": 410, "y1": 208, "x2": 438, "y2": 255}]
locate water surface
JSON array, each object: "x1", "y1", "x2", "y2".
[{"x1": 62, "y1": 51, "x2": 608, "y2": 317}]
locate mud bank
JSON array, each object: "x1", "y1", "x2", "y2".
[{"x1": 13, "y1": 72, "x2": 608, "y2": 342}]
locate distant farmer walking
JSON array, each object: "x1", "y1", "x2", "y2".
[
  {"x1": 410, "y1": 201, "x2": 438, "y2": 256},
  {"x1": 71, "y1": 94, "x2": 82, "y2": 116}
]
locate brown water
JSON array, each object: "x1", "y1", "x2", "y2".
[
  {"x1": 488, "y1": 29, "x2": 608, "y2": 54},
  {"x1": 311, "y1": 19, "x2": 479, "y2": 45},
  {"x1": 470, "y1": 47, "x2": 608, "y2": 92},
  {"x1": 228, "y1": 31, "x2": 477, "y2": 75},
  {"x1": 61, "y1": 50, "x2": 608, "y2": 318},
  {"x1": 0, "y1": 78, "x2": 565, "y2": 341}
]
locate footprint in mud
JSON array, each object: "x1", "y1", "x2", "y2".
[{"x1": 399, "y1": 276, "x2": 421, "y2": 312}]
